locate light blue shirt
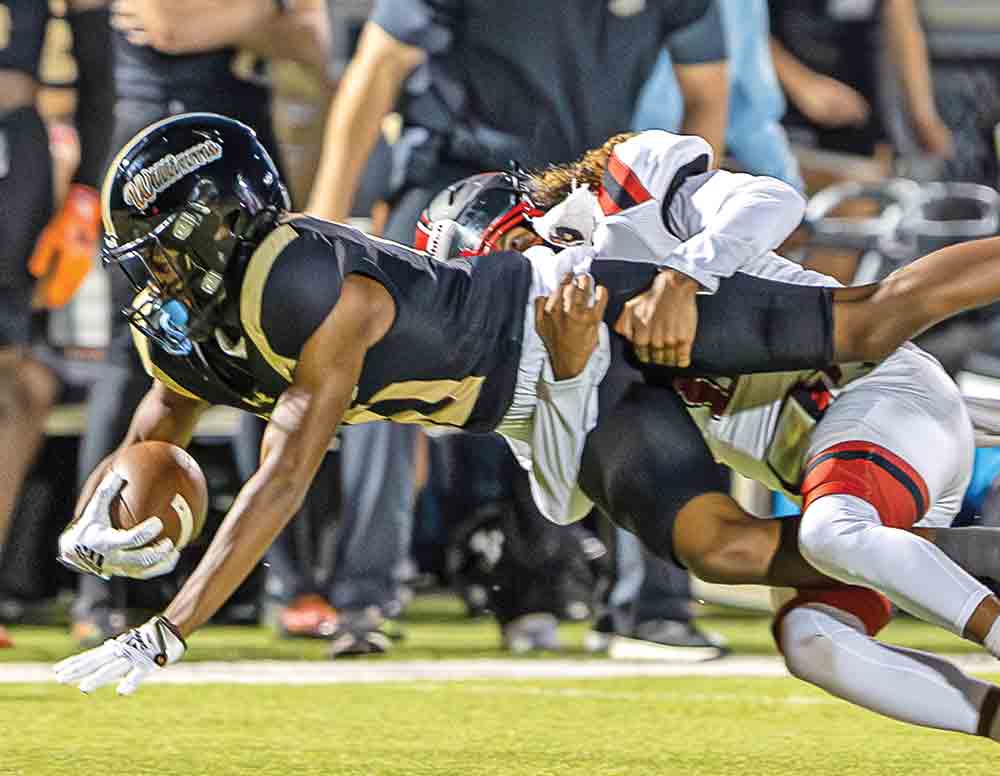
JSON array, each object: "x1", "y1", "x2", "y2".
[{"x1": 633, "y1": 0, "x2": 804, "y2": 190}]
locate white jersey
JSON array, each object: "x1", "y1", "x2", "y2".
[{"x1": 592, "y1": 130, "x2": 808, "y2": 292}]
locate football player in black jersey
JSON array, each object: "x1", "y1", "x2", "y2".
[
  {"x1": 53, "y1": 114, "x2": 1000, "y2": 692},
  {"x1": 68, "y1": 0, "x2": 333, "y2": 648},
  {"x1": 0, "y1": 0, "x2": 111, "y2": 649}
]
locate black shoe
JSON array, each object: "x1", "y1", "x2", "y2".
[{"x1": 609, "y1": 620, "x2": 729, "y2": 662}]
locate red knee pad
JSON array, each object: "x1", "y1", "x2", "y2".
[
  {"x1": 772, "y1": 586, "x2": 893, "y2": 653},
  {"x1": 800, "y1": 441, "x2": 929, "y2": 529}
]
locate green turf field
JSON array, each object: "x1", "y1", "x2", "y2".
[
  {"x1": 3, "y1": 675, "x2": 996, "y2": 776},
  {"x1": 1, "y1": 596, "x2": 996, "y2": 775}
]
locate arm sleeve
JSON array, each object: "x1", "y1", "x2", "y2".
[
  {"x1": 369, "y1": 0, "x2": 458, "y2": 53},
  {"x1": 662, "y1": 169, "x2": 806, "y2": 291},
  {"x1": 662, "y1": 0, "x2": 726, "y2": 65},
  {"x1": 66, "y1": 7, "x2": 113, "y2": 189},
  {"x1": 506, "y1": 325, "x2": 610, "y2": 526},
  {"x1": 736, "y1": 250, "x2": 842, "y2": 288}
]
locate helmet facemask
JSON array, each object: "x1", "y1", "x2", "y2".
[{"x1": 103, "y1": 177, "x2": 262, "y2": 356}]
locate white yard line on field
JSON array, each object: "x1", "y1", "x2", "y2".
[{"x1": 0, "y1": 654, "x2": 997, "y2": 685}]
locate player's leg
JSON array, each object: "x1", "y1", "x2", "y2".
[
  {"x1": 579, "y1": 374, "x2": 833, "y2": 588},
  {"x1": 832, "y1": 235, "x2": 1000, "y2": 363},
  {"x1": 0, "y1": 104, "x2": 59, "y2": 648},
  {"x1": 795, "y1": 351, "x2": 1000, "y2": 650},
  {"x1": 0, "y1": 105, "x2": 58, "y2": 546},
  {"x1": 774, "y1": 587, "x2": 1000, "y2": 741}
]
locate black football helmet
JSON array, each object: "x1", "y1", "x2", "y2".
[
  {"x1": 101, "y1": 112, "x2": 290, "y2": 356},
  {"x1": 414, "y1": 170, "x2": 542, "y2": 259}
]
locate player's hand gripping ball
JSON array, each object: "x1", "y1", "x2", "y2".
[{"x1": 58, "y1": 442, "x2": 208, "y2": 580}]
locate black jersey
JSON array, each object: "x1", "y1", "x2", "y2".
[
  {"x1": 0, "y1": 1, "x2": 47, "y2": 78},
  {"x1": 371, "y1": 0, "x2": 724, "y2": 172},
  {"x1": 133, "y1": 217, "x2": 534, "y2": 432}
]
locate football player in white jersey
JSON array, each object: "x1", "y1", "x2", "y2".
[{"x1": 422, "y1": 129, "x2": 1000, "y2": 742}]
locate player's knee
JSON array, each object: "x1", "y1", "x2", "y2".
[
  {"x1": 778, "y1": 606, "x2": 838, "y2": 686},
  {"x1": 798, "y1": 494, "x2": 879, "y2": 572},
  {"x1": 675, "y1": 495, "x2": 771, "y2": 584},
  {"x1": 777, "y1": 591, "x2": 891, "y2": 685},
  {"x1": 17, "y1": 358, "x2": 58, "y2": 414},
  {"x1": 797, "y1": 506, "x2": 838, "y2": 570},
  {"x1": 0, "y1": 355, "x2": 57, "y2": 420}
]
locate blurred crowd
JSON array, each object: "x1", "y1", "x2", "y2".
[{"x1": 3, "y1": 0, "x2": 1000, "y2": 660}]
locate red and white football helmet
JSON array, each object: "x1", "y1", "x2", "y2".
[{"x1": 414, "y1": 171, "x2": 542, "y2": 260}]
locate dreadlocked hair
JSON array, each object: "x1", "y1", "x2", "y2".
[{"x1": 528, "y1": 132, "x2": 638, "y2": 209}]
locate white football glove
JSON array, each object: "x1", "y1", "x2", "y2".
[
  {"x1": 57, "y1": 471, "x2": 180, "y2": 580},
  {"x1": 54, "y1": 615, "x2": 186, "y2": 695}
]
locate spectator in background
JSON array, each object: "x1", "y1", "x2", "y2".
[
  {"x1": 70, "y1": 0, "x2": 331, "y2": 646},
  {"x1": 769, "y1": 0, "x2": 952, "y2": 283},
  {"x1": 635, "y1": 0, "x2": 802, "y2": 187},
  {"x1": 770, "y1": 0, "x2": 952, "y2": 161},
  {"x1": 0, "y1": 0, "x2": 112, "y2": 649},
  {"x1": 307, "y1": 0, "x2": 729, "y2": 655}
]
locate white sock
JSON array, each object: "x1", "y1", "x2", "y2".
[
  {"x1": 781, "y1": 604, "x2": 993, "y2": 735},
  {"x1": 800, "y1": 494, "x2": 991, "y2": 634}
]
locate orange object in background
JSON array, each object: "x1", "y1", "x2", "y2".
[{"x1": 28, "y1": 182, "x2": 100, "y2": 309}]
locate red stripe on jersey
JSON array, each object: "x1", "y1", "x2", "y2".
[
  {"x1": 607, "y1": 152, "x2": 653, "y2": 205},
  {"x1": 772, "y1": 586, "x2": 893, "y2": 652},
  {"x1": 597, "y1": 186, "x2": 620, "y2": 216},
  {"x1": 800, "y1": 441, "x2": 930, "y2": 529}
]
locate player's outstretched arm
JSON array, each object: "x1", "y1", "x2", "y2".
[
  {"x1": 832, "y1": 235, "x2": 1000, "y2": 363},
  {"x1": 161, "y1": 279, "x2": 389, "y2": 637},
  {"x1": 56, "y1": 275, "x2": 395, "y2": 694},
  {"x1": 58, "y1": 382, "x2": 209, "y2": 581}
]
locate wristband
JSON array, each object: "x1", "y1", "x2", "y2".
[{"x1": 153, "y1": 615, "x2": 187, "y2": 656}]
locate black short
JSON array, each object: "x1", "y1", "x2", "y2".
[
  {"x1": 0, "y1": 106, "x2": 51, "y2": 347},
  {"x1": 579, "y1": 335, "x2": 729, "y2": 566}
]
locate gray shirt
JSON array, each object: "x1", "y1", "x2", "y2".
[{"x1": 371, "y1": 0, "x2": 726, "y2": 176}]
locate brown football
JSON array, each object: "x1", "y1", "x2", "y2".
[{"x1": 109, "y1": 441, "x2": 209, "y2": 550}]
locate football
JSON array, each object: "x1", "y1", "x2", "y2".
[{"x1": 109, "y1": 441, "x2": 209, "y2": 550}]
